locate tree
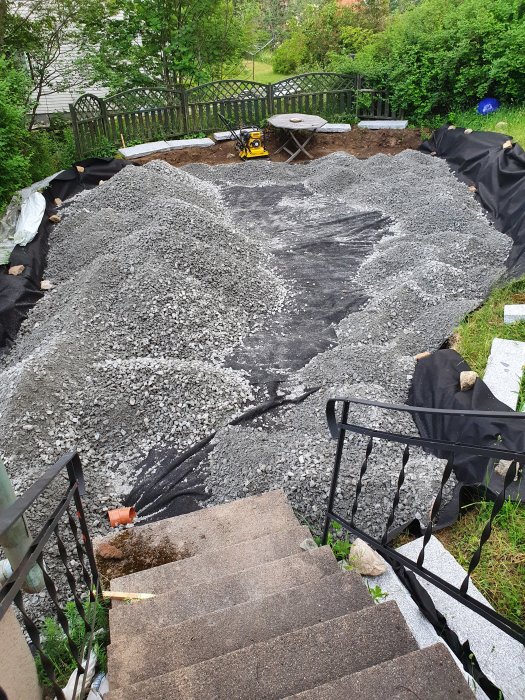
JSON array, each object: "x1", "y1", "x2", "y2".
[
  {"x1": 76, "y1": 0, "x2": 252, "y2": 91},
  {"x1": 1, "y1": 0, "x2": 82, "y2": 128}
]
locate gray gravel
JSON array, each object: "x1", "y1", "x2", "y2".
[{"x1": 0, "y1": 151, "x2": 512, "y2": 559}]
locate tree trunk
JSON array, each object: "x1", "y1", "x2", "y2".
[{"x1": 0, "y1": 0, "x2": 7, "y2": 48}]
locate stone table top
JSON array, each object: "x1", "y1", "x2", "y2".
[{"x1": 268, "y1": 113, "x2": 328, "y2": 130}]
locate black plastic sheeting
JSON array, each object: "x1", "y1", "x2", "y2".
[
  {"x1": 420, "y1": 125, "x2": 525, "y2": 276},
  {"x1": 0, "y1": 158, "x2": 130, "y2": 353}
]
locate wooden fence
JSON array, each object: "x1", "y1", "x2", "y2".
[{"x1": 69, "y1": 73, "x2": 399, "y2": 157}]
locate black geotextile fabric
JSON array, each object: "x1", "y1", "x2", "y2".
[
  {"x1": 420, "y1": 125, "x2": 525, "y2": 276},
  {"x1": 409, "y1": 349, "x2": 525, "y2": 501},
  {"x1": 0, "y1": 158, "x2": 131, "y2": 353}
]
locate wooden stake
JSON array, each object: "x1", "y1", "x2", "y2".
[{"x1": 102, "y1": 590, "x2": 155, "y2": 601}]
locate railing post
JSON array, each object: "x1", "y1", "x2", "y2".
[{"x1": 321, "y1": 400, "x2": 349, "y2": 545}]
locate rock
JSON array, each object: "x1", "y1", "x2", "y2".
[
  {"x1": 503, "y1": 140, "x2": 513, "y2": 149},
  {"x1": 76, "y1": 165, "x2": 85, "y2": 173},
  {"x1": 448, "y1": 125, "x2": 456, "y2": 130},
  {"x1": 464, "y1": 128, "x2": 473, "y2": 134},
  {"x1": 96, "y1": 542, "x2": 125, "y2": 560},
  {"x1": 349, "y1": 538, "x2": 387, "y2": 576},
  {"x1": 414, "y1": 351, "x2": 431, "y2": 361},
  {"x1": 459, "y1": 370, "x2": 478, "y2": 391},
  {"x1": 468, "y1": 185, "x2": 477, "y2": 193},
  {"x1": 54, "y1": 197, "x2": 63, "y2": 207},
  {"x1": 40, "y1": 280, "x2": 53, "y2": 291},
  {"x1": 49, "y1": 214, "x2": 61, "y2": 223},
  {"x1": 8, "y1": 265, "x2": 25, "y2": 276}
]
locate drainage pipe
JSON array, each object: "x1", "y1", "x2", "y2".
[{"x1": 0, "y1": 458, "x2": 44, "y2": 593}]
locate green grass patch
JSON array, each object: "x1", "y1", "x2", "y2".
[
  {"x1": 448, "y1": 105, "x2": 525, "y2": 149},
  {"x1": 36, "y1": 598, "x2": 109, "y2": 692},
  {"x1": 233, "y1": 59, "x2": 291, "y2": 84},
  {"x1": 454, "y1": 276, "x2": 525, "y2": 377},
  {"x1": 437, "y1": 499, "x2": 525, "y2": 627}
]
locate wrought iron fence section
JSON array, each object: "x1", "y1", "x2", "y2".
[
  {"x1": 322, "y1": 397, "x2": 525, "y2": 645},
  {"x1": 0, "y1": 451, "x2": 100, "y2": 700},
  {"x1": 70, "y1": 72, "x2": 399, "y2": 156}
]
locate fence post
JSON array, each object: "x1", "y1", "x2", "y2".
[
  {"x1": 69, "y1": 103, "x2": 82, "y2": 159},
  {"x1": 267, "y1": 82, "x2": 273, "y2": 118},
  {"x1": 99, "y1": 97, "x2": 110, "y2": 140},
  {"x1": 180, "y1": 89, "x2": 189, "y2": 135}
]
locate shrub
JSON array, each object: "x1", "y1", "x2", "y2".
[
  {"x1": 353, "y1": 0, "x2": 525, "y2": 121},
  {"x1": 273, "y1": 31, "x2": 308, "y2": 74}
]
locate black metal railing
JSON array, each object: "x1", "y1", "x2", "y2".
[
  {"x1": 322, "y1": 397, "x2": 525, "y2": 647},
  {"x1": 0, "y1": 451, "x2": 100, "y2": 700}
]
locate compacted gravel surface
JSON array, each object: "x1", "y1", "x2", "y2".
[{"x1": 0, "y1": 151, "x2": 512, "y2": 612}]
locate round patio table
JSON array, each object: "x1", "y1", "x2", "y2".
[{"x1": 268, "y1": 113, "x2": 327, "y2": 163}]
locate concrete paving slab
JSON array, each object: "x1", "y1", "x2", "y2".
[
  {"x1": 483, "y1": 337, "x2": 525, "y2": 408},
  {"x1": 165, "y1": 137, "x2": 214, "y2": 149},
  {"x1": 358, "y1": 120, "x2": 408, "y2": 130},
  {"x1": 368, "y1": 536, "x2": 525, "y2": 700},
  {"x1": 504, "y1": 304, "x2": 525, "y2": 324},
  {"x1": 318, "y1": 123, "x2": 352, "y2": 133},
  {"x1": 118, "y1": 141, "x2": 170, "y2": 158},
  {"x1": 213, "y1": 130, "x2": 241, "y2": 141}
]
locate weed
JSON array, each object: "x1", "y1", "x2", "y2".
[
  {"x1": 35, "y1": 597, "x2": 109, "y2": 692},
  {"x1": 313, "y1": 520, "x2": 352, "y2": 561},
  {"x1": 367, "y1": 582, "x2": 389, "y2": 603}
]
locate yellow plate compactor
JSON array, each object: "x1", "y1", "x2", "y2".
[{"x1": 219, "y1": 112, "x2": 269, "y2": 160}]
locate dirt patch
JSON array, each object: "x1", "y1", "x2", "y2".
[
  {"x1": 95, "y1": 529, "x2": 192, "y2": 581},
  {"x1": 133, "y1": 128, "x2": 422, "y2": 167}
]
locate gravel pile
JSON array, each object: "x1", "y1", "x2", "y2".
[
  {"x1": 185, "y1": 150, "x2": 511, "y2": 535},
  {"x1": 0, "y1": 160, "x2": 284, "y2": 525},
  {"x1": 0, "y1": 151, "x2": 512, "y2": 553}
]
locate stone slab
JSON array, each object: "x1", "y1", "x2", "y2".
[
  {"x1": 483, "y1": 337, "x2": 525, "y2": 409},
  {"x1": 369, "y1": 536, "x2": 525, "y2": 700},
  {"x1": 165, "y1": 137, "x2": 214, "y2": 149},
  {"x1": 358, "y1": 120, "x2": 408, "y2": 130},
  {"x1": 111, "y1": 524, "x2": 314, "y2": 594},
  {"x1": 98, "y1": 490, "x2": 300, "y2": 568},
  {"x1": 213, "y1": 130, "x2": 242, "y2": 141},
  {"x1": 108, "y1": 571, "x2": 373, "y2": 689},
  {"x1": 118, "y1": 141, "x2": 171, "y2": 158},
  {"x1": 318, "y1": 123, "x2": 352, "y2": 133},
  {"x1": 109, "y1": 546, "x2": 339, "y2": 638},
  {"x1": 106, "y1": 601, "x2": 417, "y2": 700},
  {"x1": 0, "y1": 606, "x2": 41, "y2": 700},
  {"x1": 504, "y1": 304, "x2": 525, "y2": 324},
  {"x1": 283, "y1": 644, "x2": 474, "y2": 699}
]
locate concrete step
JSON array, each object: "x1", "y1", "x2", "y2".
[
  {"x1": 106, "y1": 600, "x2": 417, "y2": 700},
  {"x1": 110, "y1": 524, "x2": 313, "y2": 595},
  {"x1": 108, "y1": 570, "x2": 373, "y2": 689},
  {"x1": 109, "y1": 546, "x2": 339, "y2": 638},
  {"x1": 97, "y1": 490, "x2": 300, "y2": 567},
  {"x1": 282, "y1": 644, "x2": 474, "y2": 699}
]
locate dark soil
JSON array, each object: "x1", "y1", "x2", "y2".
[
  {"x1": 96, "y1": 529, "x2": 192, "y2": 581},
  {"x1": 133, "y1": 128, "x2": 422, "y2": 167}
]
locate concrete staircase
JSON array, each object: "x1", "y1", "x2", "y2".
[{"x1": 103, "y1": 490, "x2": 474, "y2": 699}]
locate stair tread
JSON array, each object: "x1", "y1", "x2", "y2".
[
  {"x1": 96, "y1": 490, "x2": 298, "y2": 570},
  {"x1": 282, "y1": 643, "x2": 475, "y2": 699},
  {"x1": 110, "y1": 524, "x2": 313, "y2": 594},
  {"x1": 109, "y1": 546, "x2": 339, "y2": 638},
  {"x1": 108, "y1": 570, "x2": 373, "y2": 689},
  {"x1": 106, "y1": 601, "x2": 417, "y2": 700}
]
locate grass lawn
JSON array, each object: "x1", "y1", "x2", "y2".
[
  {"x1": 233, "y1": 59, "x2": 291, "y2": 84},
  {"x1": 449, "y1": 105, "x2": 525, "y2": 149},
  {"x1": 453, "y1": 276, "x2": 525, "y2": 378},
  {"x1": 437, "y1": 499, "x2": 525, "y2": 627}
]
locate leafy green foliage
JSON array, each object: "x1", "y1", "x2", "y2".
[
  {"x1": 36, "y1": 598, "x2": 110, "y2": 692},
  {"x1": 77, "y1": 0, "x2": 252, "y2": 90},
  {"x1": 313, "y1": 520, "x2": 352, "y2": 560},
  {"x1": 448, "y1": 105, "x2": 525, "y2": 149},
  {"x1": 353, "y1": 0, "x2": 525, "y2": 121},
  {"x1": 366, "y1": 582, "x2": 389, "y2": 602}
]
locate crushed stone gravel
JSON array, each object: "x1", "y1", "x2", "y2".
[{"x1": 0, "y1": 151, "x2": 512, "y2": 604}]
